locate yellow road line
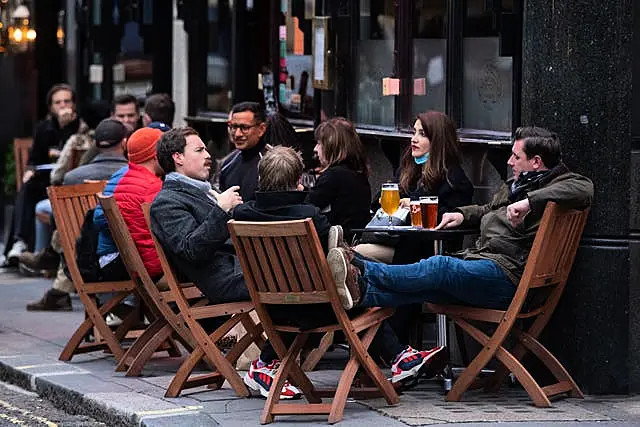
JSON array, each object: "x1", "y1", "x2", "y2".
[{"x1": 0, "y1": 398, "x2": 58, "y2": 426}]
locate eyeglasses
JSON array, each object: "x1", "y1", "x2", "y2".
[{"x1": 227, "y1": 122, "x2": 260, "y2": 133}]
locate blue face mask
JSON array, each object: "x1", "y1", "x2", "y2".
[{"x1": 414, "y1": 152, "x2": 429, "y2": 165}]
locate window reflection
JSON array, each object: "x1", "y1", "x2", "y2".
[
  {"x1": 206, "y1": 0, "x2": 232, "y2": 112},
  {"x1": 356, "y1": 0, "x2": 395, "y2": 127},
  {"x1": 412, "y1": 0, "x2": 447, "y2": 118},
  {"x1": 279, "y1": 0, "x2": 314, "y2": 119},
  {"x1": 462, "y1": 0, "x2": 514, "y2": 131}
]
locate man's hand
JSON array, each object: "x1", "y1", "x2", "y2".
[
  {"x1": 506, "y1": 198, "x2": 531, "y2": 228},
  {"x1": 214, "y1": 185, "x2": 243, "y2": 212},
  {"x1": 22, "y1": 169, "x2": 34, "y2": 184},
  {"x1": 435, "y1": 212, "x2": 463, "y2": 230}
]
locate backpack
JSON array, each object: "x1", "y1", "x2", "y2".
[{"x1": 63, "y1": 208, "x2": 101, "y2": 282}]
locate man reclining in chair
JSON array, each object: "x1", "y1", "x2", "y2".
[
  {"x1": 327, "y1": 126, "x2": 594, "y2": 349},
  {"x1": 150, "y1": 130, "x2": 442, "y2": 401}
]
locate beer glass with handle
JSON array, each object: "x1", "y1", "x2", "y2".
[{"x1": 380, "y1": 183, "x2": 400, "y2": 226}]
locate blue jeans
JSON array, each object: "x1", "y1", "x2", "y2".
[
  {"x1": 360, "y1": 255, "x2": 516, "y2": 310},
  {"x1": 34, "y1": 199, "x2": 53, "y2": 252}
]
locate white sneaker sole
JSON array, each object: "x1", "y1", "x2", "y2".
[
  {"x1": 243, "y1": 371, "x2": 300, "y2": 400},
  {"x1": 327, "y1": 248, "x2": 353, "y2": 310}
]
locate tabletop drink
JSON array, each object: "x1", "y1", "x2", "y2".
[
  {"x1": 410, "y1": 200, "x2": 422, "y2": 227},
  {"x1": 380, "y1": 183, "x2": 400, "y2": 218},
  {"x1": 420, "y1": 196, "x2": 438, "y2": 229}
]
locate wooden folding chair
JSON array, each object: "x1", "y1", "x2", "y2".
[
  {"x1": 142, "y1": 203, "x2": 266, "y2": 398},
  {"x1": 49, "y1": 183, "x2": 143, "y2": 363},
  {"x1": 427, "y1": 202, "x2": 590, "y2": 407},
  {"x1": 98, "y1": 193, "x2": 201, "y2": 376},
  {"x1": 13, "y1": 137, "x2": 33, "y2": 192},
  {"x1": 228, "y1": 218, "x2": 399, "y2": 424}
]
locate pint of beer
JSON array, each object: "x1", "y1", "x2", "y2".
[
  {"x1": 410, "y1": 200, "x2": 422, "y2": 227},
  {"x1": 380, "y1": 183, "x2": 400, "y2": 217},
  {"x1": 420, "y1": 196, "x2": 438, "y2": 229}
]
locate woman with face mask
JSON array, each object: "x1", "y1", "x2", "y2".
[{"x1": 356, "y1": 111, "x2": 474, "y2": 265}]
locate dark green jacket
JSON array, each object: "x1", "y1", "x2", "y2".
[{"x1": 458, "y1": 165, "x2": 593, "y2": 285}]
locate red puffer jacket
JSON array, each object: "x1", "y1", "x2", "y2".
[{"x1": 113, "y1": 163, "x2": 163, "y2": 277}]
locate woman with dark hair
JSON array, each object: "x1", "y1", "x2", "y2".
[
  {"x1": 356, "y1": 110, "x2": 474, "y2": 264},
  {"x1": 306, "y1": 117, "x2": 371, "y2": 242}
]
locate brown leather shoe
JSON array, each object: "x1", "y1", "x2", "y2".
[
  {"x1": 26, "y1": 289, "x2": 72, "y2": 311},
  {"x1": 18, "y1": 247, "x2": 60, "y2": 271},
  {"x1": 327, "y1": 247, "x2": 361, "y2": 310}
]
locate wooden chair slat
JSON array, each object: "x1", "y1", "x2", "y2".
[
  {"x1": 239, "y1": 237, "x2": 268, "y2": 292},
  {"x1": 262, "y1": 237, "x2": 297, "y2": 292},
  {"x1": 274, "y1": 236, "x2": 302, "y2": 292},
  {"x1": 296, "y1": 234, "x2": 324, "y2": 291},
  {"x1": 250, "y1": 237, "x2": 280, "y2": 293},
  {"x1": 286, "y1": 236, "x2": 314, "y2": 292}
]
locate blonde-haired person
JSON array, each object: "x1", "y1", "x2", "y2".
[
  {"x1": 356, "y1": 111, "x2": 474, "y2": 264},
  {"x1": 307, "y1": 117, "x2": 372, "y2": 243}
]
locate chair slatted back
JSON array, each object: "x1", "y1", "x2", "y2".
[
  {"x1": 522, "y1": 202, "x2": 589, "y2": 290},
  {"x1": 48, "y1": 182, "x2": 107, "y2": 286},
  {"x1": 14, "y1": 138, "x2": 33, "y2": 192},
  {"x1": 229, "y1": 219, "x2": 336, "y2": 306}
]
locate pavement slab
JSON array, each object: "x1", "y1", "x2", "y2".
[{"x1": 0, "y1": 272, "x2": 639, "y2": 426}]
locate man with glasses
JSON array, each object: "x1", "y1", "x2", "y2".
[{"x1": 219, "y1": 102, "x2": 268, "y2": 201}]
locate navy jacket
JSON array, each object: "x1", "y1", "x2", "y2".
[{"x1": 150, "y1": 178, "x2": 248, "y2": 303}]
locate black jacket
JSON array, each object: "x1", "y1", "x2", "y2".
[
  {"x1": 29, "y1": 117, "x2": 82, "y2": 166},
  {"x1": 233, "y1": 191, "x2": 332, "y2": 253},
  {"x1": 219, "y1": 139, "x2": 267, "y2": 201},
  {"x1": 306, "y1": 164, "x2": 372, "y2": 240},
  {"x1": 150, "y1": 178, "x2": 248, "y2": 303}
]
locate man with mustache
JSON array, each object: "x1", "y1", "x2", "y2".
[
  {"x1": 219, "y1": 102, "x2": 268, "y2": 201},
  {"x1": 150, "y1": 127, "x2": 303, "y2": 399}
]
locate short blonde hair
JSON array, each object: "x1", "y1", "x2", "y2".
[{"x1": 258, "y1": 146, "x2": 304, "y2": 191}]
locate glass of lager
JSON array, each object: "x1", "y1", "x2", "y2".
[
  {"x1": 420, "y1": 196, "x2": 439, "y2": 229},
  {"x1": 380, "y1": 183, "x2": 400, "y2": 225},
  {"x1": 410, "y1": 200, "x2": 422, "y2": 227}
]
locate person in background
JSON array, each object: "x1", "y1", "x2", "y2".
[
  {"x1": 306, "y1": 117, "x2": 372, "y2": 244},
  {"x1": 142, "y1": 93, "x2": 175, "y2": 129},
  {"x1": 111, "y1": 94, "x2": 140, "y2": 130},
  {"x1": 25, "y1": 119, "x2": 129, "y2": 312},
  {"x1": 219, "y1": 102, "x2": 268, "y2": 201},
  {"x1": 5, "y1": 83, "x2": 89, "y2": 265}
]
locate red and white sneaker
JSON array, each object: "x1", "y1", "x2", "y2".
[
  {"x1": 391, "y1": 345, "x2": 447, "y2": 383},
  {"x1": 244, "y1": 360, "x2": 302, "y2": 399}
]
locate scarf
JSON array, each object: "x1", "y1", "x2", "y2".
[
  {"x1": 508, "y1": 162, "x2": 569, "y2": 202},
  {"x1": 165, "y1": 172, "x2": 217, "y2": 202}
]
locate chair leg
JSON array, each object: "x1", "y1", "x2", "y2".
[
  {"x1": 126, "y1": 323, "x2": 176, "y2": 376},
  {"x1": 166, "y1": 346, "x2": 206, "y2": 398},
  {"x1": 116, "y1": 318, "x2": 166, "y2": 372},
  {"x1": 301, "y1": 331, "x2": 334, "y2": 372},
  {"x1": 493, "y1": 345, "x2": 551, "y2": 407},
  {"x1": 261, "y1": 333, "x2": 309, "y2": 424}
]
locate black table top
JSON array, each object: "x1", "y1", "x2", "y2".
[{"x1": 352, "y1": 226, "x2": 479, "y2": 239}]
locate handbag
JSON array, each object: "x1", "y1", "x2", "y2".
[{"x1": 358, "y1": 208, "x2": 409, "y2": 245}]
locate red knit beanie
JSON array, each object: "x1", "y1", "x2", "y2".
[{"x1": 127, "y1": 128, "x2": 162, "y2": 164}]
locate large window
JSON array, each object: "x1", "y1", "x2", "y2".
[
  {"x1": 278, "y1": 0, "x2": 314, "y2": 119},
  {"x1": 206, "y1": 0, "x2": 232, "y2": 112},
  {"x1": 462, "y1": 0, "x2": 514, "y2": 131},
  {"x1": 411, "y1": 0, "x2": 447, "y2": 118},
  {"x1": 355, "y1": 0, "x2": 395, "y2": 127}
]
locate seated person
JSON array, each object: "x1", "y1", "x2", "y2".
[
  {"x1": 93, "y1": 127, "x2": 165, "y2": 282},
  {"x1": 233, "y1": 146, "x2": 445, "y2": 387},
  {"x1": 326, "y1": 127, "x2": 594, "y2": 349}
]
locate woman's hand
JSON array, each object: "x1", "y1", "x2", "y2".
[{"x1": 399, "y1": 198, "x2": 410, "y2": 209}]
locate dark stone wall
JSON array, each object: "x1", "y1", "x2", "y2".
[{"x1": 521, "y1": 0, "x2": 633, "y2": 393}]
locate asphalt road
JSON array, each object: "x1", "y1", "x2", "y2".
[{"x1": 0, "y1": 380, "x2": 105, "y2": 427}]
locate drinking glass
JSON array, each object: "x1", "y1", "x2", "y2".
[
  {"x1": 419, "y1": 196, "x2": 439, "y2": 229},
  {"x1": 380, "y1": 183, "x2": 400, "y2": 225}
]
